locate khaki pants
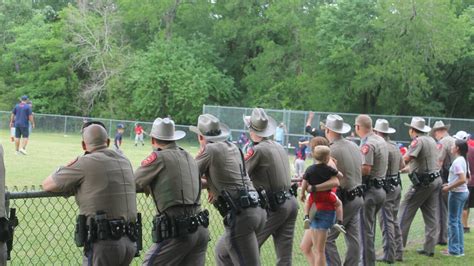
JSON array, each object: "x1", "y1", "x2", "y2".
[
  {"x1": 360, "y1": 187, "x2": 386, "y2": 266},
  {"x1": 215, "y1": 207, "x2": 267, "y2": 266},
  {"x1": 378, "y1": 185, "x2": 403, "y2": 262},
  {"x1": 83, "y1": 237, "x2": 135, "y2": 266},
  {"x1": 325, "y1": 196, "x2": 364, "y2": 266},
  {"x1": 142, "y1": 226, "x2": 209, "y2": 266},
  {"x1": 257, "y1": 197, "x2": 298, "y2": 266},
  {"x1": 399, "y1": 178, "x2": 441, "y2": 254}
]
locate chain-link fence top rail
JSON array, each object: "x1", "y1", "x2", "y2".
[
  {"x1": 203, "y1": 105, "x2": 474, "y2": 146},
  {"x1": 5, "y1": 183, "x2": 429, "y2": 265},
  {"x1": 0, "y1": 111, "x2": 197, "y2": 144},
  {"x1": 2, "y1": 108, "x2": 473, "y2": 147}
]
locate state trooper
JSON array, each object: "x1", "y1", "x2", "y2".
[
  {"x1": 135, "y1": 118, "x2": 209, "y2": 265},
  {"x1": 431, "y1": 120, "x2": 455, "y2": 246},
  {"x1": 243, "y1": 108, "x2": 298, "y2": 266},
  {"x1": 354, "y1": 115, "x2": 388, "y2": 266},
  {"x1": 0, "y1": 145, "x2": 7, "y2": 265},
  {"x1": 322, "y1": 114, "x2": 364, "y2": 266},
  {"x1": 373, "y1": 119, "x2": 405, "y2": 263},
  {"x1": 399, "y1": 117, "x2": 441, "y2": 257},
  {"x1": 42, "y1": 122, "x2": 138, "y2": 265},
  {"x1": 191, "y1": 114, "x2": 266, "y2": 266}
]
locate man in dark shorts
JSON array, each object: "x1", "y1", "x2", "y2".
[{"x1": 9, "y1": 95, "x2": 35, "y2": 155}]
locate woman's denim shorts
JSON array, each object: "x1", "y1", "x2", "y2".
[{"x1": 311, "y1": 210, "x2": 336, "y2": 230}]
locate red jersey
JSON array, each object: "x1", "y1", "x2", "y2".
[
  {"x1": 134, "y1": 125, "x2": 143, "y2": 134},
  {"x1": 308, "y1": 187, "x2": 337, "y2": 211}
]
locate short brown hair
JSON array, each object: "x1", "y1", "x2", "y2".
[
  {"x1": 309, "y1": 136, "x2": 329, "y2": 151},
  {"x1": 356, "y1": 114, "x2": 372, "y2": 130},
  {"x1": 313, "y1": 145, "x2": 331, "y2": 164}
]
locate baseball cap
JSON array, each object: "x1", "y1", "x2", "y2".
[
  {"x1": 21, "y1": 95, "x2": 28, "y2": 101},
  {"x1": 453, "y1": 131, "x2": 470, "y2": 141},
  {"x1": 117, "y1": 123, "x2": 125, "y2": 129}
]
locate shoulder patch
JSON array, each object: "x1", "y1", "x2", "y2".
[
  {"x1": 244, "y1": 148, "x2": 255, "y2": 161},
  {"x1": 66, "y1": 157, "x2": 78, "y2": 167},
  {"x1": 410, "y1": 139, "x2": 418, "y2": 148},
  {"x1": 141, "y1": 152, "x2": 157, "y2": 166},
  {"x1": 361, "y1": 144, "x2": 370, "y2": 155}
]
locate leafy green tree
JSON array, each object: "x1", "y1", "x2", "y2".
[
  {"x1": 124, "y1": 37, "x2": 236, "y2": 123},
  {"x1": 0, "y1": 11, "x2": 80, "y2": 114}
]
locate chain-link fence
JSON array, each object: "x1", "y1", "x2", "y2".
[
  {"x1": 0, "y1": 111, "x2": 197, "y2": 145},
  {"x1": 203, "y1": 105, "x2": 474, "y2": 147},
  {"x1": 4, "y1": 181, "x2": 431, "y2": 265}
]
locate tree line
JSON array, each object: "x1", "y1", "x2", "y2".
[{"x1": 0, "y1": 0, "x2": 472, "y2": 124}]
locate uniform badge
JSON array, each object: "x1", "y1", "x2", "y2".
[
  {"x1": 410, "y1": 139, "x2": 418, "y2": 148},
  {"x1": 361, "y1": 144, "x2": 370, "y2": 155},
  {"x1": 66, "y1": 158, "x2": 78, "y2": 167},
  {"x1": 141, "y1": 152, "x2": 157, "y2": 166},
  {"x1": 244, "y1": 148, "x2": 255, "y2": 161}
]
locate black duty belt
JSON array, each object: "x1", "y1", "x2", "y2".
[
  {"x1": 408, "y1": 171, "x2": 440, "y2": 187},
  {"x1": 386, "y1": 174, "x2": 401, "y2": 187},
  {"x1": 364, "y1": 178, "x2": 386, "y2": 190},
  {"x1": 337, "y1": 185, "x2": 364, "y2": 203},
  {"x1": 151, "y1": 210, "x2": 209, "y2": 243},
  {"x1": 214, "y1": 189, "x2": 260, "y2": 218}
]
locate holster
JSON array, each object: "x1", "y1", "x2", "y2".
[
  {"x1": 0, "y1": 217, "x2": 10, "y2": 242},
  {"x1": 290, "y1": 183, "x2": 298, "y2": 198},
  {"x1": 257, "y1": 187, "x2": 270, "y2": 210},
  {"x1": 408, "y1": 172, "x2": 421, "y2": 187},
  {"x1": 409, "y1": 171, "x2": 440, "y2": 188},
  {"x1": 74, "y1": 215, "x2": 87, "y2": 247},
  {"x1": 151, "y1": 210, "x2": 209, "y2": 243},
  {"x1": 151, "y1": 215, "x2": 171, "y2": 243},
  {"x1": 266, "y1": 189, "x2": 291, "y2": 211}
]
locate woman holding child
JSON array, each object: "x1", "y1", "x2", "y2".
[{"x1": 300, "y1": 137, "x2": 345, "y2": 266}]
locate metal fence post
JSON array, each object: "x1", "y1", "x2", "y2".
[{"x1": 63, "y1": 116, "x2": 67, "y2": 136}]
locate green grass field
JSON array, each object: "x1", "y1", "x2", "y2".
[{"x1": 0, "y1": 130, "x2": 473, "y2": 265}]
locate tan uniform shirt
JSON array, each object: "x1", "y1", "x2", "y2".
[
  {"x1": 360, "y1": 132, "x2": 389, "y2": 180},
  {"x1": 196, "y1": 141, "x2": 255, "y2": 197},
  {"x1": 135, "y1": 143, "x2": 200, "y2": 214},
  {"x1": 245, "y1": 139, "x2": 291, "y2": 193},
  {"x1": 330, "y1": 137, "x2": 363, "y2": 190},
  {"x1": 407, "y1": 135, "x2": 439, "y2": 174},
  {"x1": 438, "y1": 134, "x2": 455, "y2": 170},
  {"x1": 51, "y1": 149, "x2": 137, "y2": 221},
  {"x1": 0, "y1": 145, "x2": 5, "y2": 217},
  {"x1": 386, "y1": 140, "x2": 404, "y2": 176}
]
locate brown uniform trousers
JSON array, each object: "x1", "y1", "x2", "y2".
[
  {"x1": 326, "y1": 196, "x2": 364, "y2": 266},
  {"x1": 378, "y1": 184, "x2": 403, "y2": 261},
  {"x1": 83, "y1": 238, "x2": 135, "y2": 266},
  {"x1": 143, "y1": 226, "x2": 209, "y2": 266},
  {"x1": 399, "y1": 178, "x2": 442, "y2": 254},
  {"x1": 215, "y1": 207, "x2": 267, "y2": 266}
]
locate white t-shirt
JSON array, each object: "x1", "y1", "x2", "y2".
[{"x1": 448, "y1": 156, "x2": 469, "y2": 193}]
